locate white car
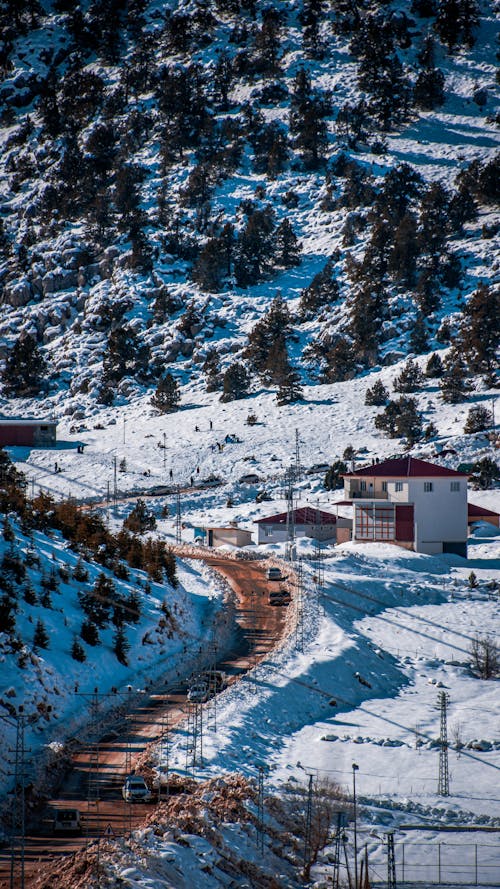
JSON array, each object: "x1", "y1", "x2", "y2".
[
  {"x1": 187, "y1": 681, "x2": 209, "y2": 703},
  {"x1": 122, "y1": 775, "x2": 152, "y2": 803}
]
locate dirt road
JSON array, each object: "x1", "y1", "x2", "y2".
[{"x1": 0, "y1": 552, "x2": 293, "y2": 888}]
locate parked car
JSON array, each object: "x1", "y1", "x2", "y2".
[
  {"x1": 306, "y1": 463, "x2": 330, "y2": 475},
  {"x1": 266, "y1": 566, "x2": 283, "y2": 581},
  {"x1": 268, "y1": 591, "x2": 290, "y2": 606},
  {"x1": 239, "y1": 473, "x2": 260, "y2": 484},
  {"x1": 121, "y1": 774, "x2": 152, "y2": 803},
  {"x1": 53, "y1": 808, "x2": 82, "y2": 835},
  {"x1": 187, "y1": 681, "x2": 210, "y2": 703}
]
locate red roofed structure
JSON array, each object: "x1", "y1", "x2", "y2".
[
  {"x1": 255, "y1": 505, "x2": 337, "y2": 544},
  {"x1": 467, "y1": 503, "x2": 500, "y2": 529},
  {"x1": 338, "y1": 456, "x2": 469, "y2": 557}
]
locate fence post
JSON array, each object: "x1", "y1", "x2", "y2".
[
  {"x1": 475, "y1": 844, "x2": 478, "y2": 886},
  {"x1": 402, "y1": 842, "x2": 405, "y2": 882},
  {"x1": 438, "y1": 844, "x2": 441, "y2": 883}
]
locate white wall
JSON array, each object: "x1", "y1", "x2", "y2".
[{"x1": 407, "y1": 477, "x2": 467, "y2": 554}]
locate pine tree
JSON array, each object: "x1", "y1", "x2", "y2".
[
  {"x1": 151, "y1": 373, "x2": 181, "y2": 413},
  {"x1": 275, "y1": 342, "x2": 303, "y2": 405},
  {"x1": 289, "y1": 67, "x2": 330, "y2": 168},
  {"x1": 324, "y1": 460, "x2": 348, "y2": 491},
  {"x1": 440, "y1": 352, "x2": 471, "y2": 403},
  {"x1": 71, "y1": 636, "x2": 86, "y2": 662},
  {"x1": 113, "y1": 625, "x2": 130, "y2": 665},
  {"x1": 425, "y1": 352, "x2": 444, "y2": 377},
  {"x1": 434, "y1": 0, "x2": 479, "y2": 51},
  {"x1": 274, "y1": 219, "x2": 301, "y2": 268},
  {"x1": 124, "y1": 499, "x2": 156, "y2": 534},
  {"x1": 202, "y1": 348, "x2": 222, "y2": 392},
  {"x1": 458, "y1": 284, "x2": 500, "y2": 376},
  {"x1": 375, "y1": 396, "x2": 423, "y2": 444},
  {"x1": 464, "y1": 406, "x2": 493, "y2": 434},
  {"x1": 1, "y1": 333, "x2": 48, "y2": 397},
  {"x1": 298, "y1": 258, "x2": 339, "y2": 320},
  {"x1": 102, "y1": 324, "x2": 150, "y2": 386},
  {"x1": 33, "y1": 618, "x2": 49, "y2": 650},
  {"x1": 220, "y1": 362, "x2": 250, "y2": 402},
  {"x1": 393, "y1": 358, "x2": 424, "y2": 393},
  {"x1": 365, "y1": 380, "x2": 389, "y2": 406},
  {"x1": 80, "y1": 618, "x2": 99, "y2": 646}
]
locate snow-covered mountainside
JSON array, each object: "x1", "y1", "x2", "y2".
[{"x1": 0, "y1": 1, "x2": 499, "y2": 886}]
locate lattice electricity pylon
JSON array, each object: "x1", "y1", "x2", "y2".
[
  {"x1": 303, "y1": 774, "x2": 314, "y2": 875},
  {"x1": 294, "y1": 428, "x2": 303, "y2": 483},
  {"x1": 8, "y1": 706, "x2": 30, "y2": 889},
  {"x1": 157, "y1": 710, "x2": 170, "y2": 803},
  {"x1": 175, "y1": 485, "x2": 182, "y2": 544},
  {"x1": 205, "y1": 640, "x2": 219, "y2": 730},
  {"x1": 294, "y1": 557, "x2": 305, "y2": 652},
  {"x1": 437, "y1": 691, "x2": 450, "y2": 796},
  {"x1": 86, "y1": 688, "x2": 101, "y2": 851},
  {"x1": 256, "y1": 765, "x2": 266, "y2": 853},
  {"x1": 283, "y1": 466, "x2": 296, "y2": 562},
  {"x1": 185, "y1": 699, "x2": 203, "y2": 774},
  {"x1": 387, "y1": 831, "x2": 397, "y2": 889},
  {"x1": 314, "y1": 529, "x2": 324, "y2": 589},
  {"x1": 331, "y1": 812, "x2": 348, "y2": 889}
]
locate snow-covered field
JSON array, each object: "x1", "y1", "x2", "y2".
[{"x1": 5, "y1": 370, "x2": 499, "y2": 886}]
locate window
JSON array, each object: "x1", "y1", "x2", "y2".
[
  {"x1": 424, "y1": 482, "x2": 433, "y2": 492},
  {"x1": 360, "y1": 480, "x2": 366, "y2": 491},
  {"x1": 450, "y1": 482, "x2": 460, "y2": 492},
  {"x1": 395, "y1": 481, "x2": 403, "y2": 492},
  {"x1": 374, "y1": 507, "x2": 394, "y2": 540},
  {"x1": 356, "y1": 505, "x2": 394, "y2": 540},
  {"x1": 382, "y1": 482, "x2": 387, "y2": 492}
]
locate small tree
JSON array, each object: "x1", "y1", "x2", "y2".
[
  {"x1": 80, "y1": 618, "x2": 99, "y2": 646},
  {"x1": 425, "y1": 352, "x2": 443, "y2": 378},
  {"x1": 33, "y1": 618, "x2": 49, "y2": 650},
  {"x1": 464, "y1": 406, "x2": 493, "y2": 434},
  {"x1": 469, "y1": 634, "x2": 499, "y2": 679},
  {"x1": 151, "y1": 372, "x2": 181, "y2": 413},
  {"x1": 71, "y1": 636, "x2": 86, "y2": 662},
  {"x1": 365, "y1": 379, "x2": 389, "y2": 406},
  {"x1": 113, "y1": 625, "x2": 130, "y2": 665},
  {"x1": 393, "y1": 358, "x2": 424, "y2": 393},
  {"x1": 324, "y1": 460, "x2": 347, "y2": 491},
  {"x1": 1, "y1": 333, "x2": 48, "y2": 397},
  {"x1": 469, "y1": 457, "x2": 499, "y2": 490},
  {"x1": 123, "y1": 499, "x2": 156, "y2": 534},
  {"x1": 220, "y1": 362, "x2": 250, "y2": 402},
  {"x1": 375, "y1": 397, "x2": 423, "y2": 445}
]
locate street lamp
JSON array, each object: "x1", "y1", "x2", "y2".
[{"x1": 352, "y1": 762, "x2": 359, "y2": 889}]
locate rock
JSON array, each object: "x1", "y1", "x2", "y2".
[{"x1": 4, "y1": 280, "x2": 33, "y2": 307}]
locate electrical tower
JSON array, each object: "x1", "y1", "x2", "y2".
[
  {"x1": 284, "y1": 465, "x2": 296, "y2": 562},
  {"x1": 437, "y1": 691, "x2": 450, "y2": 796},
  {"x1": 9, "y1": 706, "x2": 30, "y2": 889},
  {"x1": 294, "y1": 428, "x2": 303, "y2": 483},
  {"x1": 294, "y1": 557, "x2": 305, "y2": 651},
  {"x1": 256, "y1": 765, "x2": 265, "y2": 853},
  {"x1": 86, "y1": 688, "x2": 101, "y2": 854},
  {"x1": 175, "y1": 485, "x2": 182, "y2": 544},
  {"x1": 303, "y1": 774, "x2": 314, "y2": 875},
  {"x1": 387, "y1": 832, "x2": 397, "y2": 889},
  {"x1": 185, "y1": 686, "x2": 203, "y2": 774}
]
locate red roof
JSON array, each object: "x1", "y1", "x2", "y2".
[
  {"x1": 345, "y1": 456, "x2": 467, "y2": 479},
  {"x1": 468, "y1": 503, "x2": 499, "y2": 518},
  {"x1": 255, "y1": 506, "x2": 337, "y2": 526}
]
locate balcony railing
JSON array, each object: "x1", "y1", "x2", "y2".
[{"x1": 347, "y1": 488, "x2": 389, "y2": 500}]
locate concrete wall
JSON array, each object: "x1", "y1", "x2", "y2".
[{"x1": 408, "y1": 477, "x2": 467, "y2": 555}]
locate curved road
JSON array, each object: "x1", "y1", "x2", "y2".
[{"x1": 0, "y1": 552, "x2": 294, "y2": 889}]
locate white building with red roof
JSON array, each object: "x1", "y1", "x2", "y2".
[
  {"x1": 254, "y1": 506, "x2": 337, "y2": 545},
  {"x1": 339, "y1": 456, "x2": 469, "y2": 557}
]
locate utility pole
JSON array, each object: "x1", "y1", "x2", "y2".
[
  {"x1": 113, "y1": 456, "x2": 118, "y2": 513},
  {"x1": 295, "y1": 558, "x2": 304, "y2": 652},
  {"x1": 256, "y1": 765, "x2": 265, "y2": 853},
  {"x1": 294, "y1": 428, "x2": 302, "y2": 482},
  {"x1": 352, "y1": 763, "x2": 359, "y2": 889},
  {"x1": 387, "y1": 832, "x2": 397, "y2": 889},
  {"x1": 284, "y1": 465, "x2": 296, "y2": 562},
  {"x1": 163, "y1": 432, "x2": 166, "y2": 471},
  {"x1": 8, "y1": 706, "x2": 30, "y2": 889},
  {"x1": 303, "y1": 774, "x2": 313, "y2": 878},
  {"x1": 437, "y1": 691, "x2": 450, "y2": 796},
  {"x1": 175, "y1": 485, "x2": 182, "y2": 544}
]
